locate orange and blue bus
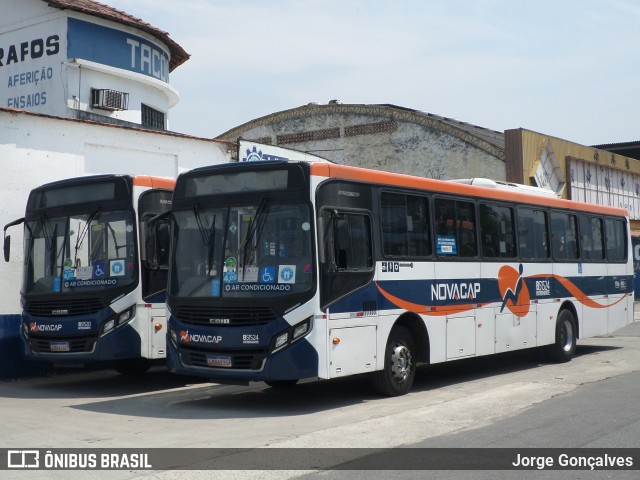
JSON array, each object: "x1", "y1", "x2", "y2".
[
  {"x1": 3, "y1": 174, "x2": 174, "y2": 374},
  {"x1": 165, "y1": 142, "x2": 633, "y2": 395}
]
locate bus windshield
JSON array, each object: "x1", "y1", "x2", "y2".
[
  {"x1": 170, "y1": 202, "x2": 313, "y2": 298},
  {"x1": 24, "y1": 209, "x2": 137, "y2": 295}
]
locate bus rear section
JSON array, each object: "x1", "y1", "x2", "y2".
[
  {"x1": 311, "y1": 163, "x2": 633, "y2": 395},
  {"x1": 3, "y1": 174, "x2": 174, "y2": 374}
]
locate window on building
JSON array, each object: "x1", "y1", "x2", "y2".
[{"x1": 141, "y1": 104, "x2": 165, "y2": 130}]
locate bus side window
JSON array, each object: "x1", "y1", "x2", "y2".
[
  {"x1": 551, "y1": 213, "x2": 578, "y2": 260},
  {"x1": 480, "y1": 203, "x2": 516, "y2": 259},
  {"x1": 434, "y1": 198, "x2": 476, "y2": 258},
  {"x1": 579, "y1": 216, "x2": 604, "y2": 261},
  {"x1": 334, "y1": 214, "x2": 372, "y2": 271},
  {"x1": 321, "y1": 210, "x2": 372, "y2": 272},
  {"x1": 605, "y1": 218, "x2": 627, "y2": 261},
  {"x1": 518, "y1": 208, "x2": 550, "y2": 261}
]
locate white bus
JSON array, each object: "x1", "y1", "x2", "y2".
[
  {"x1": 165, "y1": 143, "x2": 633, "y2": 395},
  {"x1": 3, "y1": 174, "x2": 174, "y2": 374}
]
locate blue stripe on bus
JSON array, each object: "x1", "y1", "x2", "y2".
[{"x1": 327, "y1": 274, "x2": 633, "y2": 315}]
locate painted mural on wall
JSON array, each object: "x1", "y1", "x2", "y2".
[{"x1": 569, "y1": 157, "x2": 640, "y2": 220}]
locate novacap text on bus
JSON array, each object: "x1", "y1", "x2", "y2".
[
  {"x1": 3, "y1": 174, "x2": 174, "y2": 374},
  {"x1": 165, "y1": 142, "x2": 633, "y2": 395}
]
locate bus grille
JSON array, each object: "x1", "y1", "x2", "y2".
[
  {"x1": 24, "y1": 298, "x2": 105, "y2": 317},
  {"x1": 179, "y1": 345, "x2": 268, "y2": 370},
  {"x1": 27, "y1": 333, "x2": 97, "y2": 354},
  {"x1": 174, "y1": 306, "x2": 277, "y2": 326}
]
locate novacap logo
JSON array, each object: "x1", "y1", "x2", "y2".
[
  {"x1": 498, "y1": 264, "x2": 530, "y2": 317},
  {"x1": 179, "y1": 330, "x2": 222, "y2": 344},
  {"x1": 29, "y1": 322, "x2": 63, "y2": 333}
]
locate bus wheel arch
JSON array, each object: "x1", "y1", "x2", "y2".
[
  {"x1": 546, "y1": 304, "x2": 578, "y2": 363},
  {"x1": 393, "y1": 312, "x2": 430, "y2": 364}
]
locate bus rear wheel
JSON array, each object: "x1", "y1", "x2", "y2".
[
  {"x1": 372, "y1": 326, "x2": 416, "y2": 396},
  {"x1": 546, "y1": 309, "x2": 577, "y2": 363}
]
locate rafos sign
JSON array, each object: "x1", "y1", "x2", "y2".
[
  {"x1": 1, "y1": 25, "x2": 61, "y2": 110},
  {"x1": 0, "y1": 35, "x2": 59, "y2": 67}
]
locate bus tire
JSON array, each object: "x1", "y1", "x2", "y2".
[
  {"x1": 265, "y1": 380, "x2": 298, "y2": 388},
  {"x1": 372, "y1": 326, "x2": 416, "y2": 396},
  {"x1": 115, "y1": 357, "x2": 152, "y2": 375},
  {"x1": 546, "y1": 309, "x2": 577, "y2": 363}
]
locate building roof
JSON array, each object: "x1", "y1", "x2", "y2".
[
  {"x1": 379, "y1": 103, "x2": 505, "y2": 152},
  {"x1": 593, "y1": 140, "x2": 640, "y2": 161},
  {"x1": 0, "y1": 106, "x2": 232, "y2": 146},
  {"x1": 43, "y1": 0, "x2": 189, "y2": 71},
  {"x1": 217, "y1": 103, "x2": 505, "y2": 160}
]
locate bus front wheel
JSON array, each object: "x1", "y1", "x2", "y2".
[
  {"x1": 372, "y1": 326, "x2": 416, "y2": 396},
  {"x1": 546, "y1": 309, "x2": 577, "y2": 363}
]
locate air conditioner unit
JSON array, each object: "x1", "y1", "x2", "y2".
[{"x1": 91, "y1": 89, "x2": 129, "y2": 111}]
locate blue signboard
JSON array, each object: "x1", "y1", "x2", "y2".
[{"x1": 67, "y1": 18, "x2": 170, "y2": 82}]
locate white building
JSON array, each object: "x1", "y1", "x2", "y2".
[
  {"x1": 2, "y1": 0, "x2": 189, "y2": 129},
  {"x1": 0, "y1": 1, "x2": 231, "y2": 373}
]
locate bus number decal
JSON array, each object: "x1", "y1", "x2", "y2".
[{"x1": 382, "y1": 262, "x2": 400, "y2": 273}]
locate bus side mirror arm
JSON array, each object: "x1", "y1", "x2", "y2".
[
  {"x1": 3, "y1": 217, "x2": 24, "y2": 262},
  {"x1": 146, "y1": 210, "x2": 171, "y2": 228}
]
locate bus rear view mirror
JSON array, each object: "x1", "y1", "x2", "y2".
[
  {"x1": 3, "y1": 235, "x2": 10, "y2": 262},
  {"x1": 3, "y1": 217, "x2": 24, "y2": 262}
]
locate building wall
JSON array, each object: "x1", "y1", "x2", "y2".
[
  {"x1": 220, "y1": 105, "x2": 506, "y2": 181},
  {"x1": 505, "y1": 128, "x2": 640, "y2": 224}
]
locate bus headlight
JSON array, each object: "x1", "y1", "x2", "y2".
[
  {"x1": 293, "y1": 320, "x2": 310, "y2": 340},
  {"x1": 273, "y1": 332, "x2": 289, "y2": 351},
  {"x1": 169, "y1": 327, "x2": 178, "y2": 347},
  {"x1": 270, "y1": 317, "x2": 313, "y2": 353},
  {"x1": 100, "y1": 306, "x2": 136, "y2": 336},
  {"x1": 116, "y1": 305, "x2": 135, "y2": 326},
  {"x1": 101, "y1": 319, "x2": 115, "y2": 336}
]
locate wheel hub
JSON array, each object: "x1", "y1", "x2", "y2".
[{"x1": 390, "y1": 343, "x2": 412, "y2": 383}]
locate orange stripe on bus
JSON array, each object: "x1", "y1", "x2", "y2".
[
  {"x1": 133, "y1": 176, "x2": 176, "y2": 190},
  {"x1": 529, "y1": 274, "x2": 630, "y2": 309},
  {"x1": 310, "y1": 163, "x2": 627, "y2": 217}
]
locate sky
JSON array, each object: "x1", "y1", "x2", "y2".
[{"x1": 102, "y1": 0, "x2": 640, "y2": 146}]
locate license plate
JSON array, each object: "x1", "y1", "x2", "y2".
[
  {"x1": 206, "y1": 355, "x2": 232, "y2": 368},
  {"x1": 50, "y1": 341, "x2": 70, "y2": 352}
]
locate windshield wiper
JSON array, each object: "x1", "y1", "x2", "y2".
[
  {"x1": 237, "y1": 195, "x2": 270, "y2": 280},
  {"x1": 193, "y1": 204, "x2": 217, "y2": 276},
  {"x1": 73, "y1": 205, "x2": 100, "y2": 268}
]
